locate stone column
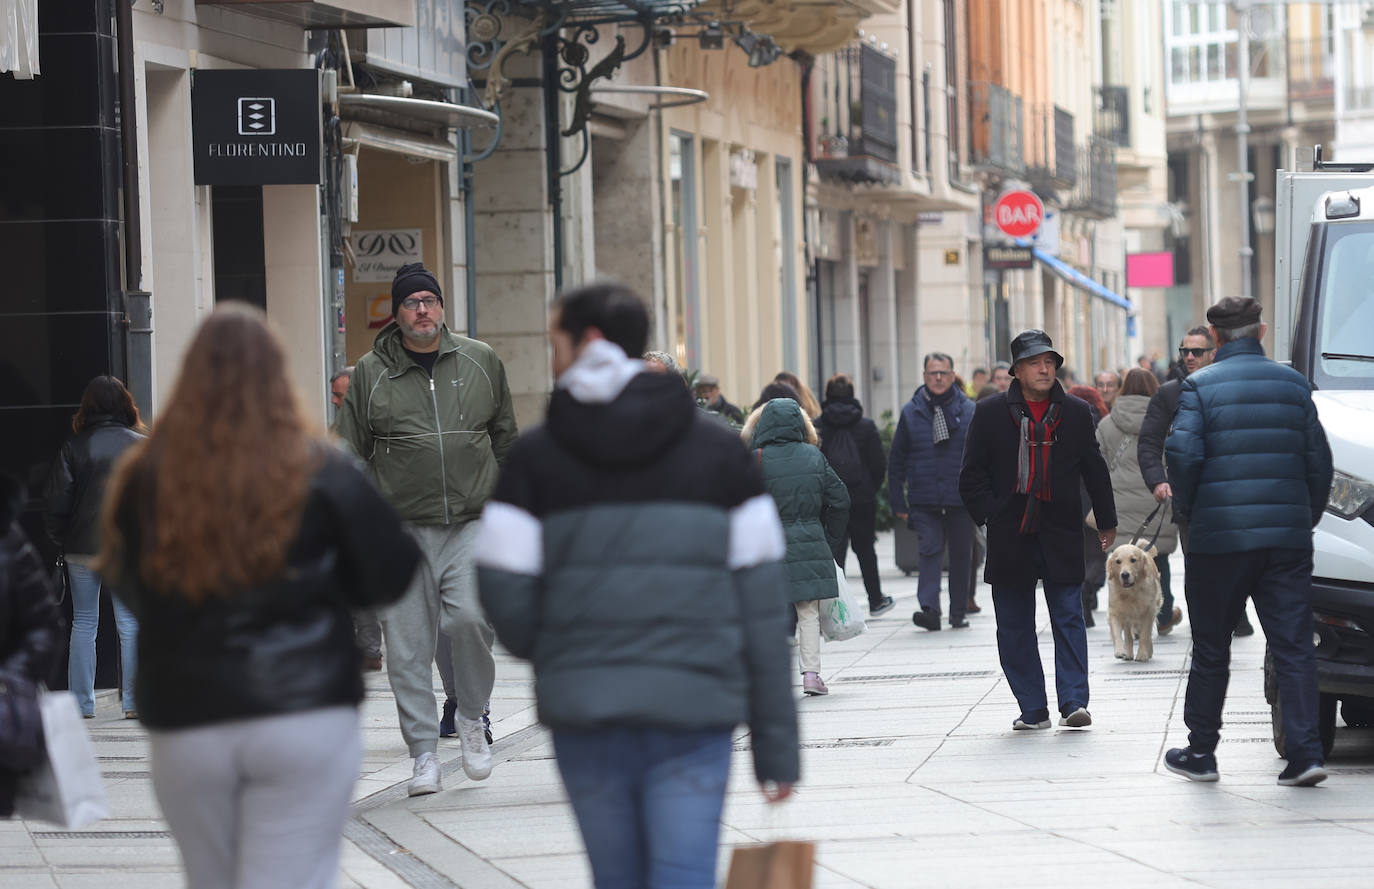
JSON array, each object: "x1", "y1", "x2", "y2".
[
  {"x1": 868, "y1": 221, "x2": 901, "y2": 420},
  {"x1": 471, "y1": 50, "x2": 558, "y2": 430}
]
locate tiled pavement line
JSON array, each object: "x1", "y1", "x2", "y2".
[{"x1": 345, "y1": 720, "x2": 551, "y2": 889}]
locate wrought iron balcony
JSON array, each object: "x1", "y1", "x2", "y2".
[
  {"x1": 813, "y1": 44, "x2": 900, "y2": 185},
  {"x1": 968, "y1": 81, "x2": 1024, "y2": 177},
  {"x1": 1026, "y1": 104, "x2": 1076, "y2": 193},
  {"x1": 1065, "y1": 135, "x2": 1117, "y2": 219},
  {"x1": 1288, "y1": 35, "x2": 1334, "y2": 101},
  {"x1": 1094, "y1": 85, "x2": 1129, "y2": 148}
]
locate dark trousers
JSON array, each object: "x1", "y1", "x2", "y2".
[
  {"x1": 1183, "y1": 548, "x2": 1322, "y2": 762},
  {"x1": 835, "y1": 500, "x2": 884, "y2": 606},
  {"x1": 991, "y1": 579, "x2": 1090, "y2": 722},
  {"x1": 909, "y1": 506, "x2": 974, "y2": 621},
  {"x1": 1155, "y1": 554, "x2": 1174, "y2": 626}
]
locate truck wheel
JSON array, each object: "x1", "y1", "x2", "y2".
[{"x1": 1341, "y1": 696, "x2": 1374, "y2": 729}]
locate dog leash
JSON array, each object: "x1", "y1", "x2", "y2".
[{"x1": 1129, "y1": 497, "x2": 1169, "y2": 551}]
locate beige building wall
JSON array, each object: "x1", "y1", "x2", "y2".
[{"x1": 659, "y1": 44, "x2": 807, "y2": 405}]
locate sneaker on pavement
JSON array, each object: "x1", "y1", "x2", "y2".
[
  {"x1": 912, "y1": 609, "x2": 942, "y2": 632},
  {"x1": 966, "y1": 599, "x2": 982, "y2": 614},
  {"x1": 458, "y1": 716, "x2": 493, "y2": 780},
  {"x1": 802, "y1": 672, "x2": 829, "y2": 696},
  {"x1": 408, "y1": 752, "x2": 441, "y2": 796},
  {"x1": 1059, "y1": 707, "x2": 1092, "y2": 728},
  {"x1": 949, "y1": 617, "x2": 969, "y2": 629},
  {"x1": 1164, "y1": 747, "x2": 1219, "y2": 782},
  {"x1": 1234, "y1": 613, "x2": 1255, "y2": 637},
  {"x1": 1277, "y1": 760, "x2": 1328, "y2": 787},
  {"x1": 869, "y1": 596, "x2": 896, "y2": 617},
  {"x1": 1013, "y1": 715, "x2": 1052, "y2": 730},
  {"x1": 362, "y1": 655, "x2": 383, "y2": 671},
  {"x1": 439, "y1": 697, "x2": 457, "y2": 738}
]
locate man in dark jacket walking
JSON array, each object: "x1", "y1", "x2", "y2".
[
  {"x1": 475, "y1": 282, "x2": 798, "y2": 889},
  {"x1": 960, "y1": 331, "x2": 1117, "y2": 730},
  {"x1": 819, "y1": 373, "x2": 891, "y2": 616},
  {"x1": 890, "y1": 353, "x2": 977, "y2": 630},
  {"x1": 1163, "y1": 297, "x2": 1333, "y2": 787},
  {"x1": 1136, "y1": 325, "x2": 1250, "y2": 636}
]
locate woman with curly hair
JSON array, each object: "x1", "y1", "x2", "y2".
[
  {"x1": 44, "y1": 375, "x2": 145, "y2": 719},
  {"x1": 99, "y1": 303, "x2": 420, "y2": 889}
]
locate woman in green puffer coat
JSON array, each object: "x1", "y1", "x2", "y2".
[
  {"x1": 742, "y1": 391, "x2": 850, "y2": 696},
  {"x1": 1096, "y1": 368, "x2": 1181, "y2": 633}
]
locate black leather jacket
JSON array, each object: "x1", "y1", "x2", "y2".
[
  {"x1": 106, "y1": 446, "x2": 421, "y2": 730},
  {"x1": 44, "y1": 417, "x2": 145, "y2": 556},
  {"x1": 0, "y1": 473, "x2": 63, "y2": 816}
]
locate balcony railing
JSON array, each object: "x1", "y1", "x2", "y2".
[
  {"x1": 1345, "y1": 84, "x2": 1374, "y2": 114},
  {"x1": 969, "y1": 81, "x2": 1024, "y2": 177},
  {"x1": 1026, "y1": 104, "x2": 1076, "y2": 193},
  {"x1": 813, "y1": 44, "x2": 900, "y2": 184},
  {"x1": 1094, "y1": 85, "x2": 1129, "y2": 148},
  {"x1": 1289, "y1": 35, "x2": 1334, "y2": 100},
  {"x1": 1066, "y1": 135, "x2": 1117, "y2": 219}
]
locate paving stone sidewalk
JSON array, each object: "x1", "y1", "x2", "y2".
[{"x1": 6, "y1": 532, "x2": 1373, "y2": 888}]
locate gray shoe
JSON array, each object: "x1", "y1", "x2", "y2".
[
  {"x1": 408, "y1": 752, "x2": 441, "y2": 796},
  {"x1": 1059, "y1": 707, "x2": 1092, "y2": 728}
]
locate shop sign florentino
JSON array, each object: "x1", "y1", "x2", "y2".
[{"x1": 192, "y1": 69, "x2": 322, "y2": 186}]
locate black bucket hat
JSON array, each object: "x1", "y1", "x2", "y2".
[{"x1": 1009, "y1": 329, "x2": 1064, "y2": 371}]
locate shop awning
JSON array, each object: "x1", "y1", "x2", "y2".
[
  {"x1": 0, "y1": 0, "x2": 40, "y2": 78},
  {"x1": 1032, "y1": 247, "x2": 1131, "y2": 311}
]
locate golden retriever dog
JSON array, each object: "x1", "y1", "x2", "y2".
[{"x1": 1106, "y1": 543, "x2": 1163, "y2": 661}]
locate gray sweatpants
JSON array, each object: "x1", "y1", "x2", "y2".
[
  {"x1": 149, "y1": 706, "x2": 360, "y2": 889},
  {"x1": 383, "y1": 521, "x2": 495, "y2": 757}
]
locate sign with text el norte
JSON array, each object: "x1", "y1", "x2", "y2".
[{"x1": 192, "y1": 69, "x2": 321, "y2": 186}]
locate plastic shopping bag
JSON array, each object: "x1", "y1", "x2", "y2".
[
  {"x1": 818, "y1": 561, "x2": 866, "y2": 642},
  {"x1": 15, "y1": 689, "x2": 109, "y2": 828}
]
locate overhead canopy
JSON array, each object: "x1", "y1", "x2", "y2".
[{"x1": 1032, "y1": 247, "x2": 1131, "y2": 311}]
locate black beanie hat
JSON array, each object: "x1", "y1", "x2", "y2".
[{"x1": 391, "y1": 263, "x2": 443, "y2": 317}]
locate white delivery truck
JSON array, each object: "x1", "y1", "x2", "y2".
[{"x1": 1267, "y1": 147, "x2": 1374, "y2": 755}]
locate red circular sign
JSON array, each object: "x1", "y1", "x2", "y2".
[{"x1": 992, "y1": 190, "x2": 1045, "y2": 239}]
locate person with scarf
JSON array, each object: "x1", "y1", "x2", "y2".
[
  {"x1": 888, "y1": 353, "x2": 977, "y2": 630},
  {"x1": 958, "y1": 330, "x2": 1117, "y2": 731}
]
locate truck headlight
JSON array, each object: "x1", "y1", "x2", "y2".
[{"x1": 1327, "y1": 469, "x2": 1374, "y2": 520}]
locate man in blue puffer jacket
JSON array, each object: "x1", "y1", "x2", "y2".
[
  {"x1": 889, "y1": 352, "x2": 978, "y2": 630},
  {"x1": 1163, "y1": 296, "x2": 1334, "y2": 788}
]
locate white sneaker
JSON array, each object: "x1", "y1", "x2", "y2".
[
  {"x1": 408, "y1": 752, "x2": 441, "y2": 797},
  {"x1": 458, "y1": 716, "x2": 493, "y2": 780}
]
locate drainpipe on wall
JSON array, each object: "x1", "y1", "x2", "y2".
[
  {"x1": 799, "y1": 56, "x2": 824, "y2": 395},
  {"x1": 115, "y1": 0, "x2": 151, "y2": 414}
]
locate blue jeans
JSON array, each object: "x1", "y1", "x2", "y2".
[
  {"x1": 553, "y1": 727, "x2": 732, "y2": 889},
  {"x1": 991, "y1": 579, "x2": 1090, "y2": 722},
  {"x1": 68, "y1": 561, "x2": 138, "y2": 715}
]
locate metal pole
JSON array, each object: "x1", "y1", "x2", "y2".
[{"x1": 1236, "y1": 1, "x2": 1253, "y2": 299}]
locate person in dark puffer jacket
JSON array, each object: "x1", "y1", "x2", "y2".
[
  {"x1": 0, "y1": 472, "x2": 63, "y2": 819},
  {"x1": 1163, "y1": 296, "x2": 1334, "y2": 788},
  {"x1": 476, "y1": 282, "x2": 798, "y2": 889},
  {"x1": 818, "y1": 373, "x2": 890, "y2": 616},
  {"x1": 743, "y1": 395, "x2": 850, "y2": 697}
]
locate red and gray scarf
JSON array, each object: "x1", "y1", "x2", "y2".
[{"x1": 1009, "y1": 400, "x2": 1062, "y2": 534}]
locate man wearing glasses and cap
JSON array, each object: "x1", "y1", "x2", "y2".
[
  {"x1": 1135, "y1": 326, "x2": 1255, "y2": 637},
  {"x1": 959, "y1": 330, "x2": 1117, "y2": 731}
]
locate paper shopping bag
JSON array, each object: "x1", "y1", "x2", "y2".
[
  {"x1": 725, "y1": 841, "x2": 815, "y2": 889},
  {"x1": 15, "y1": 690, "x2": 109, "y2": 828}
]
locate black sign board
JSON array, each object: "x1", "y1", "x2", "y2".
[
  {"x1": 192, "y1": 69, "x2": 321, "y2": 186},
  {"x1": 984, "y1": 245, "x2": 1033, "y2": 271}
]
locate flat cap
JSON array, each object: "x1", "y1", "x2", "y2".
[
  {"x1": 1205, "y1": 296, "x2": 1262, "y2": 329},
  {"x1": 695, "y1": 373, "x2": 720, "y2": 388}
]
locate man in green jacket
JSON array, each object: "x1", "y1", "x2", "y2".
[{"x1": 334, "y1": 263, "x2": 518, "y2": 796}]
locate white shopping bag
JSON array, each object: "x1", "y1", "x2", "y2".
[
  {"x1": 15, "y1": 690, "x2": 109, "y2": 828},
  {"x1": 819, "y1": 562, "x2": 866, "y2": 642}
]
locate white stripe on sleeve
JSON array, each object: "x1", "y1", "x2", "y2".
[
  {"x1": 474, "y1": 501, "x2": 543, "y2": 575},
  {"x1": 728, "y1": 494, "x2": 787, "y2": 569}
]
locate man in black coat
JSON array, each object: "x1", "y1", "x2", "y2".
[{"x1": 960, "y1": 330, "x2": 1117, "y2": 731}]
